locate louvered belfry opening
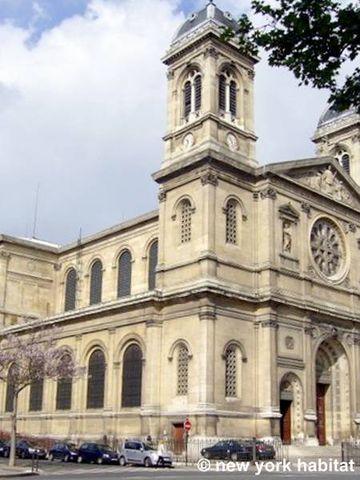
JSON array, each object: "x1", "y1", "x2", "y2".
[
  {"x1": 225, "y1": 345, "x2": 237, "y2": 397},
  {"x1": 87, "y1": 349, "x2": 105, "y2": 409},
  {"x1": 177, "y1": 345, "x2": 189, "y2": 395},
  {"x1": 148, "y1": 241, "x2": 158, "y2": 290},
  {"x1": 180, "y1": 200, "x2": 192, "y2": 243},
  {"x1": 122, "y1": 344, "x2": 142, "y2": 407},
  {"x1": 118, "y1": 250, "x2": 132, "y2": 297},
  {"x1": 219, "y1": 74, "x2": 226, "y2": 111},
  {"x1": 64, "y1": 268, "x2": 77, "y2": 311},
  {"x1": 230, "y1": 80, "x2": 237, "y2": 116},
  {"x1": 184, "y1": 81, "x2": 192, "y2": 119},
  {"x1": 225, "y1": 200, "x2": 237, "y2": 244},
  {"x1": 194, "y1": 75, "x2": 202, "y2": 111},
  {"x1": 90, "y1": 260, "x2": 103, "y2": 305},
  {"x1": 56, "y1": 354, "x2": 73, "y2": 410}
]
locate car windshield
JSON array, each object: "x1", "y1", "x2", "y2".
[
  {"x1": 213, "y1": 441, "x2": 226, "y2": 447},
  {"x1": 67, "y1": 443, "x2": 77, "y2": 450}
]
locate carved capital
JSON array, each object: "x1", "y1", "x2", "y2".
[
  {"x1": 304, "y1": 326, "x2": 316, "y2": 338},
  {"x1": 0, "y1": 251, "x2": 11, "y2": 260},
  {"x1": 166, "y1": 70, "x2": 174, "y2": 80},
  {"x1": 260, "y1": 187, "x2": 277, "y2": 200},
  {"x1": 301, "y1": 202, "x2": 312, "y2": 218},
  {"x1": 260, "y1": 319, "x2": 278, "y2": 328},
  {"x1": 199, "y1": 306, "x2": 217, "y2": 321},
  {"x1": 158, "y1": 190, "x2": 167, "y2": 202},
  {"x1": 204, "y1": 47, "x2": 218, "y2": 59},
  {"x1": 247, "y1": 69, "x2": 255, "y2": 80},
  {"x1": 201, "y1": 171, "x2": 218, "y2": 186}
]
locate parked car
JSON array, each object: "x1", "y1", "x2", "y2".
[
  {"x1": 0, "y1": 440, "x2": 8, "y2": 457},
  {"x1": 119, "y1": 440, "x2": 172, "y2": 467},
  {"x1": 77, "y1": 443, "x2": 119, "y2": 464},
  {"x1": 201, "y1": 440, "x2": 251, "y2": 461},
  {"x1": 15, "y1": 440, "x2": 47, "y2": 459},
  {"x1": 255, "y1": 441, "x2": 275, "y2": 460},
  {"x1": 48, "y1": 442, "x2": 78, "y2": 462}
]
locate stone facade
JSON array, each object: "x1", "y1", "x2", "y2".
[{"x1": 0, "y1": 1, "x2": 360, "y2": 446}]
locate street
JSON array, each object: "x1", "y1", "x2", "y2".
[{"x1": 0, "y1": 457, "x2": 360, "y2": 480}]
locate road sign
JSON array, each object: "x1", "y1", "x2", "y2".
[{"x1": 184, "y1": 418, "x2": 192, "y2": 432}]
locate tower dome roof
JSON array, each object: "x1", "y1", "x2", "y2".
[
  {"x1": 172, "y1": 1, "x2": 238, "y2": 44},
  {"x1": 318, "y1": 105, "x2": 357, "y2": 127}
]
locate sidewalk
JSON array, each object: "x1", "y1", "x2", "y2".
[{"x1": 0, "y1": 465, "x2": 38, "y2": 477}]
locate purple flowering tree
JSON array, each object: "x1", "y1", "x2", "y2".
[{"x1": 0, "y1": 324, "x2": 83, "y2": 467}]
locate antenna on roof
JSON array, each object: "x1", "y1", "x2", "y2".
[{"x1": 32, "y1": 183, "x2": 40, "y2": 239}]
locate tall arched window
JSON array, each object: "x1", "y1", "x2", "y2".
[
  {"x1": 56, "y1": 354, "x2": 73, "y2": 410},
  {"x1": 89, "y1": 260, "x2": 103, "y2": 305},
  {"x1": 118, "y1": 250, "x2": 132, "y2": 297},
  {"x1": 230, "y1": 80, "x2": 237, "y2": 116},
  {"x1": 219, "y1": 74, "x2": 226, "y2": 111},
  {"x1": 180, "y1": 199, "x2": 192, "y2": 243},
  {"x1": 122, "y1": 344, "x2": 142, "y2": 407},
  {"x1": 64, "y1": 268, "x2": 77, "y2": 312},
  {"x1": 29, "y1": 378, "x2": 44, "y2": 411},
  {"x1": 218, "y1": 70, "x2": 237, "y2": 117},
  {"x1": 177, "y1": 344, "x2": 189, "y2": 396},
  {"x1": 87, "y1": 349, "x2": 105, "y2": 409},
  {"x1": 5, "y1": 364, "x2": 17, "y2": 413},
  {"x1": 148, "y1": 241, "x2": 158, "y2": 291},
  {"x1": 183, "y1": 70, "x2": 201, "y2": 120},
  {"x1": 225, "y1": 345, "x2": 237, "y2": 398},
  {"x1": 225, "y1": 199, "x2": 238, "y2": 244},
  {"x1": 335, "y1": 148, "x2": 350, "y2": 175}
]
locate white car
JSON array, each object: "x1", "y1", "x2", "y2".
[{"x1": 119, "y1": 440, "x2": 172, "y2": 467}]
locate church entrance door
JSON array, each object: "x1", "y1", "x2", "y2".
[
  {"x1": 280, "y1": 400, "x2": 292, "y2": 444},
  {"x1": 316, "y1": 383, "x2": 327, "y2": 446},
  {"x1": 172, "y1": 423, "x2": 185, "y2": 454}
]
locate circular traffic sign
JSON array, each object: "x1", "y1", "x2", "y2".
[{"x1": 184, "y1": 418, "x2": 192, "y2": 431}]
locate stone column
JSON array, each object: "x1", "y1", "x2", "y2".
[
  {"x1": 0, "y1": 252, "x2": 10, "y2": 326},
  {"x1": 141, "y1": 319, "x2": 162, "y2": 437},
  {"x1": 197, "y1": 303, "x2": 217, "y2": 436},
  {"x1": 199, "y1": 170, "x2": 218, "y2": 279},
  {"x1": 303, "y1": 325, "x2": 318, "y2": 445},
  {"x1": 257, "y1": 315, "x2": 280, "y2": 437},
  {"x1": 71, "y1": 334, "x2": 83, "y2": 439}
]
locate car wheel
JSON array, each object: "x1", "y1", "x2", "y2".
[
  {"x1": 48, "y1": 453, "x2": 54, "y2": 461},
  {"x1": 119, "y1": 456, "x2": 126, "y2": 467},
  {"x1": 96, "y1": 457, "x2": 103, "y2": 465},
  {"x1": 77, "y1": 456, "x2": 83, "y2": 464},
  {"x1": 157, "y1": 457, "x2": 164, "y2": 468},
  {"x1": 64, "y1": 454, "x2": 70, "y2": 462},
  {"x1": 230, "y1": 452, "x2": 238, "y2": 461},
  {"x1": 21, "y1": 451, "x2": 26, "y2": 459},
  {"x1": 203, "y1": 451, "x2": 210, "y2": 459},
  {"x1": 144, "y1": 457, "x2": 152, "y2": 468}
]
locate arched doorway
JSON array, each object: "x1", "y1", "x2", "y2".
[
  {"x1": 315, "y1": 338, "x2": 350, "y2": 445},
  {"x1": 279, "y1": 373, "x2": 304, "y2": 444}
]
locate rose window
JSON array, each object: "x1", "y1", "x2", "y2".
[{"x1": 310, "y1": 219, "x2": 344, "y2": 278}]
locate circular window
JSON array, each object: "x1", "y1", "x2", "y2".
[{"x1": 310, "y1": 218, "x2": 347, "y2": 280}]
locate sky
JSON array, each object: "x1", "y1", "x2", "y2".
[{"x1": 0, "y1": 0, "x2": 332, "y2": 245}]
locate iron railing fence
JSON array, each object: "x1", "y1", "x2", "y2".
[{"x1": 341, "y1": 441, "x2": 360, "y2": 465}]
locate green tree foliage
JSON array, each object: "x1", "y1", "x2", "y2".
[{"x1": 223, "y1": 0, "x2": 360, "y2": 112}]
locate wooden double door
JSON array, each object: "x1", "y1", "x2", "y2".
[
  {"x1": 280, "y1": 400, "x2": 292, "y2": 444},
  {"x1": 316, "y1": 383, "x2": 327, "y2": 445}
]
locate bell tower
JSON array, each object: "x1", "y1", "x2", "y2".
[{"x1": 161, "y1": 0, "x2": 258, "y2": 170}]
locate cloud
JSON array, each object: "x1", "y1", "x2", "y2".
[{"x1": 0, "y1": 0, "x2": 328, "y2": 244}]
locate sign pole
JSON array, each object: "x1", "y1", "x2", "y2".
[{"x1": 184, "y1": 417, "x2": 192, "y2": 466}]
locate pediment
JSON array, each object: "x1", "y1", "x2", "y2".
[{"x1": 267, "y1": 158, "x2": 360, "y2": 210}]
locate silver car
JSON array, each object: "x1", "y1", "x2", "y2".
[{"x1": 119, "y1": 440, "x2": 172, "y2": 467}]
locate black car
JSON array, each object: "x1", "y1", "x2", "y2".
[
  {"x1": 0, "y1": 440, "x2": 8, "y2": 457},
  {"x1": 255, "y1": 441, "x2": 275, "y2": 460},
  {"x1": 77, "y1": 443, "x2": 119, "y2": 465},
  {"x1": 15, "y1": 440, "x2": 47, "y2": 459},
  {"x1": 48, "y1": 442, "x2": 78, "y2": 462},
  {"x1": 201, "y1": 441, "x2": 251, "y2": 461}
]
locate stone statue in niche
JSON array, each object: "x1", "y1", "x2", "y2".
[{"x1": 282, "y1": 220, "x2": 292, "y2": 254}]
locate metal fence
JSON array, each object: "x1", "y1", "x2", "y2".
[{"x1": 341, "y1": 441, "x2": 360, "y2": 465}]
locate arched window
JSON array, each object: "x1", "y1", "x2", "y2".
[
  {"x1": 29, "y1": 378, "x2": 44, "y2": 411},
  {"x1": 148, "y1": 241, "x2": 158, "y2": 291},
  {"x1": 225, "y1": 199, "x2": 238, "y2": 244},
  {"x1": 184, "y1": 81, "x2": 192, "y2": 119},
  {"x1": 225, "y1": 345, "x2": 237, "y2": 397},
  {"x1": 5, "y1": 364, "x2": 17, "y2": 413},
  {"x1": 180, "y1": 199, "x2": 192, "y2": 243},
  {"x1": 194, "y1": 75, "x2": 202, "y2": 111},
  {"x1": 183, "y1": 70, "x2": 201, "y2": 121},
  {"x1": 56, "y1": 354, "x2": 73, "y2": 410},
  {"x1": 218, "y1": 70, "x2": 237, "y2": 117},
  {"x1": 89, "y1": 260, "x2": 103, "y2": 305},
  {"x1": 219, "y1": 74, "x2": 226, "y2": 111},
  {"x1": 118, "y1": 250, "x2": 132, "y2": 297},
  {"x1": 64, "y1": 268, "x2": 77, "y2": 312},
  {"x1": 177, "y1": 344, "x2": 189, "y2": 396},
  {"x1": 122, "y1": 344, "x2": 142, "y2": 407},
  {"x1": 335, "y1": 148, "x2": 350, "y2": 175},
  {"x1": 230, "y1": 80, "x2": 237, "y2": 116},
  {"x1": 87, "y1": 349, "x2": 105, "y2": 409}
]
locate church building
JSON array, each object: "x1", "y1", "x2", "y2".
[{"x1": 0, "y1": 1, "x2": 360, "y2": 446}]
